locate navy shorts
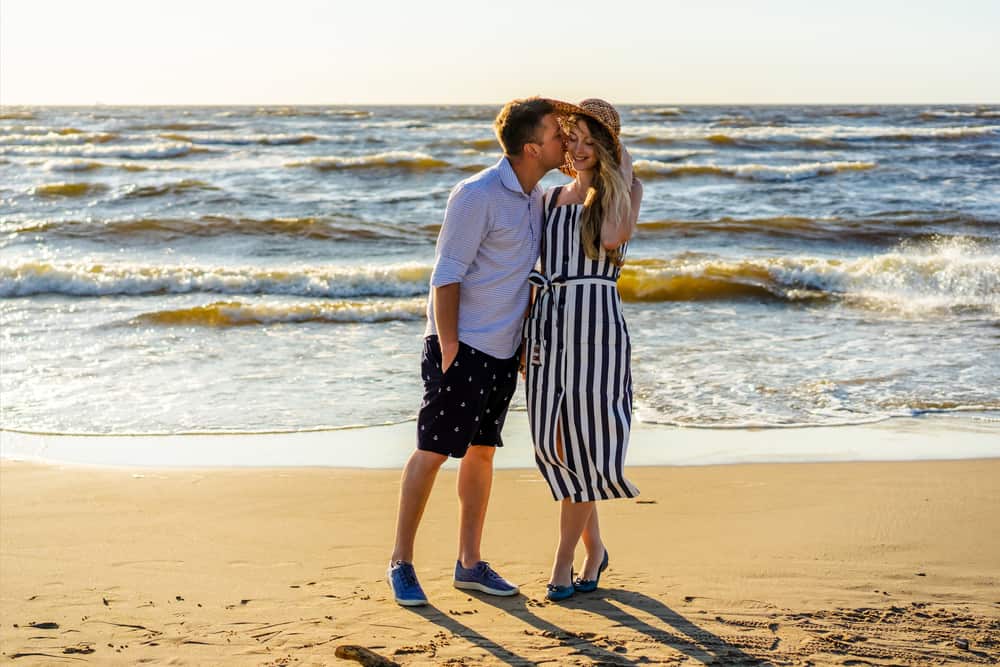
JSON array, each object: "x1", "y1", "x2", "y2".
[{"x1": 416, "y1": 335, "x2": 520, "y2": 458}]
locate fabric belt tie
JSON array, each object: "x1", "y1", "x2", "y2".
[{"x1": 525, "y1": 271, "x2": 618, "y2": 366}]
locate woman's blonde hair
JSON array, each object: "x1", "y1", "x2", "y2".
[{"x1": 568, "y1": 115, "x2": 630, "y2": 265}]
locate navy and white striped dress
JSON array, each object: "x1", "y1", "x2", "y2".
[{"x1": 525, "y1": 186, "x2": 640, "y2": 502}]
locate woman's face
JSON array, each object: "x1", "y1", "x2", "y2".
[{"x1": 567, "y1": 119, "x2": 598, "y2": 173}]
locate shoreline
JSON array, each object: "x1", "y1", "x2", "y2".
[{"x1": 2, "y1": 412, "x2": 998, "y2": 470}]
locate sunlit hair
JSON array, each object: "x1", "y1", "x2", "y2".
[
  {"x1": 568, "y1": 115, "x2": 630, "y2": 265},
  {"x1": 493, "y1": 97, "x2": 555, "y2": 156}
]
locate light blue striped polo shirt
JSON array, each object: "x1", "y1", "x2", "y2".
[{"x1": 425, "y1": 157, "x2": 543, "y2": 359}]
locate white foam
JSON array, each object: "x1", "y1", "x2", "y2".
[
  {"x1": 628, "y1": 238, "x2": 1000, "y2": 313},
  {"x1": 0, "y1": 131, "x2": 117, "y2": 146},
  {"x1": 0, "y1": 261, "x2": 433, "y2": 298},
  {"x1": 286, "y1": 151, "x2": 445, "y2": 169},
  {"x1": 626, "y1": 123, "x2": 1000, "y2": 143},
  {"x1": 0, "y1": 142, "x2": 194, "y2": 159},
  {"x1": 164, "y1": 132, "x2": 319, "y2": 146},
  {"x1": 634, "y1": 159, "x2": 877, "y2": 181}
]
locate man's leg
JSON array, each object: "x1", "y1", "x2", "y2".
[
  {"x1": 390, "y1": 448, "x2": 448, "y2": 564},
  {"x1": 457, "y1": 444, "x2": 495, "y2": 568}
]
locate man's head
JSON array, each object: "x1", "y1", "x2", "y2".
[{"x1": 493, "y1": 97, "x2": 565, "y2": 170}]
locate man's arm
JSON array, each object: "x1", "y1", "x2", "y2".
[
  {"x1": 428, "y1": 182, "x2": 490, "y2": 371},
  {"x1": 434, "y1": 283, "x2": 460, "y2": 372}
]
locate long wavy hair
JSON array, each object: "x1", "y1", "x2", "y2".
[{"x1": 567, "y1": 114, "x2": 631, "y2": 265}]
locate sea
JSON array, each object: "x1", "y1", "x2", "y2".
[{"x1": 1, "y1": 104, "x2": 998, "y2": 436}]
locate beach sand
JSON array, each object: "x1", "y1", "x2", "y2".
[{"x1": 2, "y1": 455, "x2": 998, "y2": 665}]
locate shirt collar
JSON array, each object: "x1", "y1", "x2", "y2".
[{"x1": 497, "y1": 156, "x2": 537, "y2": 197}]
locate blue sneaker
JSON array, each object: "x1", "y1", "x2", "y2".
[
  {"x1": 453, "y1": 560, "x2": 519, "y2": 596},
  {"x1": 387, "y1": 561, "x2": 428, "y2": 606}
]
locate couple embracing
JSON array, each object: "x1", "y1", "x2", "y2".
[{"x1": 388, "y1": 97, "x2": 643, "y2": 605}]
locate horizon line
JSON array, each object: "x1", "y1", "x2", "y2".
[{"x1": 2, "y1": 101, "x2": 999, "y2": 108}]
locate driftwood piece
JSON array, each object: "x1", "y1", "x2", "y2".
[{"x1": 334, "y1": 644, "x2": 400, "y2": 666}]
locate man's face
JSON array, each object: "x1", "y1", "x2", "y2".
[{"x1": 532, "y1": 114, "x2": 567, "y2": 171}]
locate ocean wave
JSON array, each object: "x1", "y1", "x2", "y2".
[
  {"x1": 6, "y1": 215, "x2": 432, "y2": 243},
  {"x1": 0, "y1": 131, "x2": 119, "y2": 146},
  {"x1": 158, "y1": 132, "x2": 318, "y2": 146},
  {"x1": 919, "y1": 109, "x2": 1000, "y2": 120},
  {"x1": 128, "y1": 298, "x2": 426, "y2": 327},
  {"x1": 637, "y1": 213, "x2": 997, "y2": 244},
  {"x1": 0, "y1": 110, "x2": 35, "y2": 120},
  {"x1": 618, "y1": 239, "x2": 999, "y2": 312},
  {"x1": 123, "y1": 122, "x2": 235, "y2": 131},
  {"x1": 30, "y1": 182, "x2": 109, "y2": 198},
  {"x1": 627, "y1": 148, "x2": 714, "y2": 161},
  {"x1": 0, "y1": 261, "x2": 432, "y2": 298},
  {"x1": 0, "y1": 125, "x2": 86, "y2": 135},
  {"x1": 286, "y1": 151, "x2": 451, "y2": 171},
  {"x1": 441, "y1": 109, "x2": 494, "y2": 121},
  {"x1": 831, "y1": 110, "x2": 882, "y2": 118},
  {"x1": 0, "y1": 141, "x2": 198, "y2": 160},
  {"x1": 632, "y1": 107, "x2": 683, "y2": 116},
  {"x1": 42, "y1": 158, "x2": 148, "y2": 172},
  {"x1": 466, "y1": 138, "x2": 498, "y2": 150},
  {"x1": 241, "y1": 107, "x2": 372, "y2": 118},
  {"x1": 626, "y1": 124, "x2": 1000, "y2": 146},
  {"x1": 711, "y1": 116, "x2": 754, "y2": 127},
  {"x1": 633, "y1": 159, "x2": 876, "y2": 181},
  {"x1": 121, "y1": 179, "x2": 221, "y2": 199}
]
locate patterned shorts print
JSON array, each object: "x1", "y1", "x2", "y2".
[{"x1": 416, "y1": 335, "x2": 520, "y2": 458}]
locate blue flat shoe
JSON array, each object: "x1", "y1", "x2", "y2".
[
  {"x1": 574, "y1": 549, "x2": 609, "y2": 593},
  {"x1": 545, "y1": 570, "x2": 576, "y2": 602}
]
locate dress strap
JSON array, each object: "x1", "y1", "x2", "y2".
[{"x1": 545, "y1": 185, "x2": 564, "y2": 218}]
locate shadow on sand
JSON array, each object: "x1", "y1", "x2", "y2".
[{"x1": 409, "y1": 587, "x2": 767, "y2": 665}]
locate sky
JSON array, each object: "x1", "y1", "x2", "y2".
[{"x1": 2, "y1": 0, "x2": 999, "y2": 105}]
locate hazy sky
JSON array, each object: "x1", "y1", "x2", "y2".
[{"x1": 2, "y1": 0, "x2": 998, "y2": 105}]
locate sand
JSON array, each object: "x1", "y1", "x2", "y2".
[{"x1": 1, "y1": 456, "x2": 999, "y2": 665}]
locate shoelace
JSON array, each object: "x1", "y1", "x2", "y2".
[
  {"x1": 396, "y1": 564, "x2": 419, "y2": 588},
  {"x1": 477, "y1": 562, "x2": 505, "y2": 584}
]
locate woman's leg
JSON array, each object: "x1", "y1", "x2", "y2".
[
  {"x1": 580, "y1": 504, "x2": 606, "y2": 580},
  {"x1": 550, "y1": 498, "x2": 594, "y2": 586},
  {"x1": 547, "y1": 401, "x2": 593, "y2": 586}
]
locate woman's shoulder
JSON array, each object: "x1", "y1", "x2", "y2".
[{"x1": 544, "y1": 182, "x2": 574, "y2": 207}]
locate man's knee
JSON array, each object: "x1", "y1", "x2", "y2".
[
  {"x1": 408, "y1": 448, "x2": 448, "y2": 474},
  {"x1": 464, "y1": 444, "x2": 496, "y2": 462}
]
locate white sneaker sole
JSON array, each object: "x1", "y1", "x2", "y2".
[
  {"x1": 394, "y1": 596, "x2": 428, "y2": 607},
  {"x1": 453, "y1": 580, "x2": 520, "y2": 596}
]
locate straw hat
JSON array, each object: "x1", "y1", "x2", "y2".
[{"x1": 545, "y1": 98, "x2": 622, "y2": 174}]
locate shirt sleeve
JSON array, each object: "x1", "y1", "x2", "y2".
[{"x1": 429, "y1": 182, "x2": 491, "y2": 287}]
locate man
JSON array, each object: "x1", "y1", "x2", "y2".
[{"x1": 387, "y1": 97, "x2": 567, "y2": 606}]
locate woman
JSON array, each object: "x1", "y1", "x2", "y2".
[{"x1": 524, "y1": 99, "x2": 643, "y2": 601}]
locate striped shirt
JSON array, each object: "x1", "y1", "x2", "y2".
[{"x1": 425, "y1": 157, "x2": 543, "y2": 359}]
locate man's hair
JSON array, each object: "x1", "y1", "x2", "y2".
[{"x1": 493, "y1": 97, "x2": 555, "y2": 156}]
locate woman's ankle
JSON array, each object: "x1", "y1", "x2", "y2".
[{"x1": 549, "y1": 559, "x2": 574, "y2": 586}]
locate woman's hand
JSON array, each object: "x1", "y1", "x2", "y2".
[{"x1": 618, "y1": 145, "x2": 634, "y2": 186}]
